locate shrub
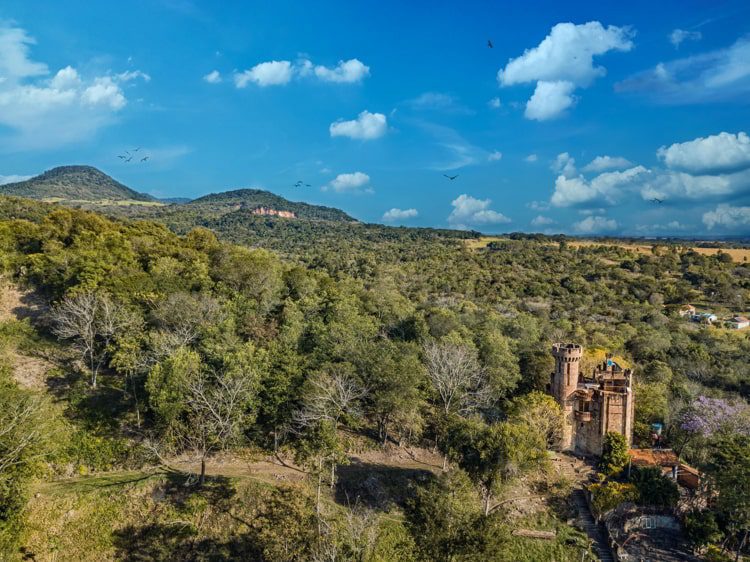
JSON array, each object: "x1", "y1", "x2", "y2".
[
  {"x1": 600, "y1": 432, "x2": 630, "y2": 476},
  {"x1": 589, "y1": 481, "x2": 638, "y2": 516},
  {"x1": 629, "y1": 466, "x2": 679, "y2": 507}
]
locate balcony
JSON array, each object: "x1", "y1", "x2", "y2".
[{"x1": 575, "y1": 410, "x2": 592, "y2": 422}]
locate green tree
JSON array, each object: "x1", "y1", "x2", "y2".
[
  {"x1": 600, "y1": 432, "x2": 630, "y2": 476},
  {"x1": 507, "y1": 391, "x2": 564, "y2": 449}
]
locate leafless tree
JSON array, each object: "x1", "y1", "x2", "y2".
[
  {"x1": 51, "y1": 291, "x2": 128, "y2": 388},
  {"x1": 150, "y1": 292, "x2": 224, "y2": 349},
  {"x1": 0, "y1": 392, "x2": 48, "y2": 475},
  {"x1": 423, "y1": 340, "x2": 489, "y2": 416},
  {"x1": 178, "y1": 372, "x2": 252, "y2": 485}
]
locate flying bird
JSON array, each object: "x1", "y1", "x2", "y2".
[
  {"x1": 650, "y1": 198, "x2": 664, "y2": 204},
  {"x1": 117, "y1": 155, "x2": 127, "y2": 160},
  {"x1": 133, "y1": 147, "x2": 141, "y2": 152},
  {"x1": 141, "y1": 156, "x2": 149, "y2": 162},
  {"x1": 443, "y1": 174, "x2": 459, "y2": 180},
  {"x1": 487, "y1": 39, "x2": 493, "y2": 48},
  {"x1": 125, "y1": 156, "x2": 133, "y2": 163}
]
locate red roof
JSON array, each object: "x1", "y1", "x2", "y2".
[{"x1": 629, "y1": 448, "x2": 679, "y2": 467}]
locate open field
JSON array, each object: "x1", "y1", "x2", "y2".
[{"x1": 467, "y1": 237, "x2": 750, "y2": 262}]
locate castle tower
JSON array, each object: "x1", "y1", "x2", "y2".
[{"x1": 551, "y1": 343, "x2": 583, "y2": 450}]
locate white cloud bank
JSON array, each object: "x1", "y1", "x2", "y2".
[
  {"x1": 0, "y1": 24, "x2": 147, "y2": 149},
  {"x1": 573, "y1": 215, "x2": 618, "y2": 233},
  {"x1": 531, "y1": 215, "x2": 555, "y2": 227},
  {"x1": 329, "y1": 110, "x2": 387, "y2": 140},
  {"x1": 703, "y1": 204, "x2": 750, "y2": 230},
  {"x1": 448, "y1": 194, "x2": 511, "y2": 229},
  {"x1": 382, "y1": 208, "x2": 418, "y2": 221},
  {"x1": 498, "y1": 21, "x2": 634, "y2": 120},
  {"x1": 582, "y1": 155, "x2": 632, "y2": 173},
  {"x1": 323, "y1": 172, "x2": 373, "y2": 193},
  {"x1": 233, "y1": 58, "x2": 369, "y2": 88},
  {"x1": 657, "y1": 131, "x2": 750, "y2": 175}
]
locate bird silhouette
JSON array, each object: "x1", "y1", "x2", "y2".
[
  {"x1": 141, "y1": 156, "x2": 149, "y2": 162},
  {"x1": 650, "y1": 198, "x2": 664, "y2": 204},
  {"x1": 305, "y1": 183, "x2": 311, "y2": 187},
  {"x1": 117, "y1": 155, "x2": 127, "y2": 160},
  {"x1": 487, "y1": 39, "x2": 493, "y2": 48},
  {"x1": 125, "y1": 156, "x2": 133, "y2": 163},
  {"x1": 443, "y1": 174, "x2": 459, "y2": 180},
  {"x1": 133, "y1": 147, "x2": 141, "y2": 152}
]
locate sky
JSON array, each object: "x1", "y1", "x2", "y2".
[{"x1": 1, "y1": 0, "x2": 750, "y2": 236}]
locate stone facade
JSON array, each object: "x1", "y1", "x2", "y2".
[{"x1": 549, "y1": 343, "x2": 634, "y2": 456}]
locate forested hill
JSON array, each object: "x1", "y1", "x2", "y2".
[
  {"x1": 186, "y1": 188, "x2": 355, "y2": 222},
  {"x1": 0, "y1": 166, "x2": 155, "y2": 202}
]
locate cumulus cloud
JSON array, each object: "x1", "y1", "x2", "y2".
[
  {"x1": 573, "y1": 215, "x2": 618, "y2": 233},
  {"x1": 382, "y1": 208, "x2": 418, "y2": 221},
  {"x1": 0, "y1": 25, "x2": 144, "y2": 149},
  {"x1": 488, "y1": 150, "x2": 503, "y2": 162},
  {"x1": 531, "y1": 215, "x2": 555, "y2": 227},
  {"x1": 488, "y1": 97, "x2": 501, "y2": 108},
  {"x1": 323, "y1": 172, "x2": 373, "y2": 193},
  {"x1": 234, "y1": 60, "x2": 293, "y2": 87},
  {"x1": 525, "y1": 80, "x2": 576, "y2": 120},
  {"x1": 669, "y1": 29, "x2": 702, "y2": 49},
  {"x1": 448, "y1": 194, "x2": 511, "y2": 229},
  {"x1": 312, "y1": 58, "x2": 369, "y2": 83},
  {"x1": 525, "y1": 153, "x2": 539, "y2": 163},
  {"x1": 582, "y1": 155, "x2": 632, "y2": 172},
  {"x1": 203, "y1": 70, "x2": 221, "y2": 84},
  {"x1": 329, "y1": 110, "x2": 387, "y2": 140},
  {"x1": 551, "y1": 152, "x2": 577, "y2": 178},
  {"x1": 657, "y1": 131, "x2": 750, "y2": 175},
  {"x1": 233, "y1": 57, "x2": 370, "y2": 88},
  {"x1": 498, "y1": 21, "x2": 634, "y2": 120},
  {"x1": 0, "y1": 174, "x2": 32, "y2": 185},
  {"x1": 703, "y1": 204, "x2": 750, "y2": 230},
  {"x1": 551, "y1": 165, "x2": 649, "y2": 207},
  {"x1": 616, "y1": 36, "x2": 750, "y2": 104}
]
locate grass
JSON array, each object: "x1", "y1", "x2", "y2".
[{"x1": 42, "y1": 198, "x2": 166, "y2": 207}]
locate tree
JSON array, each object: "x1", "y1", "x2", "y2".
[
  {"x1": 600, "y1": 432, "x2": 630, "y2": 476},
  {"x1": 442, "y1": 416, "x2": 546, "y2": 515},
  {"x1": 629, "y1": 466, "x2": 679, "y2": 507},
  {"x1": 51, "y1": 291, "x2": 127, "y2": 387},
  {"x1": 177, "y1": 372, "x2": 254, "y2": 485},
  {"x1": 684, "y1": 510, "x2": 723, "y2": 551},
  {"x1": 507, "y1": 391, "x2": 564, "y2": 449},
  {"x1": 146, "y1": 347, "x2": 202, "y2": 433},
  {"x1": 423, "y1": 340, "x2": 489, "y2": 416}
]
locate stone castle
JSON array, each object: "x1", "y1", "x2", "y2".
[{"x1": 549, "y1": 343, "x2": 634, "y2": 456}]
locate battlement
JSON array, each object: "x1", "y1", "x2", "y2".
[{"x1": 552, "y1": 342, "x2": 583, "y2": 360}]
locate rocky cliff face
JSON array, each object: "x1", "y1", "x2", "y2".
[{"x1": 250, "y1": 206, "x2": 297, "y2": 218}]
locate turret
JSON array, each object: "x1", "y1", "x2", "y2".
[{"x1": 551, "y1": 343, "x2": 582, "y2": 402}]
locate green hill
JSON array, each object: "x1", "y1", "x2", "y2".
[
  {"x1": 186, "y1": 188, "x2": 355, "y2": 222},
  {"x1": 0, "y1": 166, "x2": 155, "y2": 203}
]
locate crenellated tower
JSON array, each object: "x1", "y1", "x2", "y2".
[{"x1": 551, "y1": 343, "x2": 583, "y2": 450}]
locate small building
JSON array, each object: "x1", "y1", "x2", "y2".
[
  {"x1": 726, "y1": 315, "x2": 750, "y2": 330},
  {"x1": 691, "y1": 312, "x2": 717, "y2": 325},
  {"x1": 628, "y1": 448, "x2": 700, "y2": 490},
  {"x1": 677, "y1": 304, "x2": 696, "y2": 318}
]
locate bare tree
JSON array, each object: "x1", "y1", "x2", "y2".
[
  {"x1": 423, "y1": 340, "x2": 489, "y2": 416},
  {"x1": 0, "y1": 391, "x2": 48, "y2": 476},
  {"x1": 150, "y1": 292, "x2": 224, "y2": 349},
  {"x1": 178, "y1": 373, "x2": 251, "y2": 485},
  {"x1": 51, "y1": 291, "x2": 127, "y2": 388}
]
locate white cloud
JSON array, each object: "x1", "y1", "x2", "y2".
[
  {"x1": 234, "y1": 60, "x2": 293, "y2": 87},
  {"x1": 582, "y1": 155, "x2": 632, "y2": 172},
  {"x1": 551, "y1": 166, "x2": 649, "y2": 207},
  {"x1": 329, "y1": 110, "x2": 387, "y2": 140},
  {"x1": 669, "y1": 29, "x2": 702, "y2": 49},
  {"x1": 488, "y1": 97, "x2": 501, "y2": 108},
  {"x1": 531, "y1": 215, "x2": 555, "y2": 227},
  {"x1": 636, "y1": 220, "x2": 689, "y2": 232},
  {"x1": 616, "y1": 36, "x2": 750, "y2": 103},
  {"x1": 528, "y1": 200, "x2": 549, "y2": 211},
  {"x1": 551, "y1": 152, "x2": 577, "y2": 178},
  {"x1": 573, "y1": 215, "x2": 618, "y2": 233},
  {"x1": 498, "y1": 21, "x2": 634, "y2": 120},
  {"x1": 408, "y1": 92, "x2": 472, "y2": 114},
  {"x1": 382, "y1": 208, "x2": 418, "y2": 221},
  {"x1": 323, "y1": 171, "x2": 372, "y2": 193},
  {"x1": 488, "y1": 150, "x2": 503, "y2": 162},
  {"x1": 525, "y1": 153, "x2": 539, "y2": 163},
  {"x1": 203, "y1": 70, "x2": 221, "y2": 84},
  {"x1": 0, "y1": 174, "x2": 32, "y2": 185},
  {"x1": 0, "y1": 25, "x2": 140, "y2": 149},
  {"x1": 657, "y1": 131, "x2": 750, "y2": 175},
  {"x1": 115, "y1": 70, "x2": 151, "y2": 83},
  {"x1": 703, "y1": 204, "x2": 750, "y2": 230},
  {"x1": 525, "y1": 80, "x2": 576, "y2": 120},
  {"x1": 312, "y1": 58, "x2": 369, "y2": 83},
  {"x1": 448, "y1": 194, "x2": 511, "y2": 229}
]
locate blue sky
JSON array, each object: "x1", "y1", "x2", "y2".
[{"x1": 1, "y1": 0, "x2": 750, "y2": 236}]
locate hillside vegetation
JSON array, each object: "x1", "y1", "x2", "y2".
[
  {"x1": 0, "y1": 166, "x2": 155, "y2": 203},
  {"x1": 0, "y1": 191, "x2": 749, "y2": 560}
]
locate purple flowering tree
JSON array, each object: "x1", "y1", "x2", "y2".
[{"x1": 675, "y1": 396, "x2": 750, "y2": 456}]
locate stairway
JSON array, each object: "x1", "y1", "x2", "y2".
[{"x1": 572, "y1": 489, "x2": 615, "y2": 562}]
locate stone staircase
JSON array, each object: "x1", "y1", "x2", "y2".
[{"x1": 572, "y1": 489, "x2": 615, "y2": 562}]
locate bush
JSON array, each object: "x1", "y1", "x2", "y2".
[
  {"x1": 684, "y1": 509, "x2": 723, "y2": 549},
  {"x1": 629, "y1": 466, "x2": 679, "y2": 507},
  {"x1": 589, "y1": 481, "x2": 639, "y2": 516},
  {"x1": 600, "y1": 432, "x2": 630, "y2": 476}
]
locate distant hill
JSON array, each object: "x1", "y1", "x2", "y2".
[
  {"x1": 0, "y1": 166, "x2": 155, "y2": 203},
  {"x1": 187, "y1": 189, "x2": 354, "y2": 222}
]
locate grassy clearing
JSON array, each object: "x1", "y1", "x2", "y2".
[{"x1": 41, "y1": 198, "x2": 166, "y2": 207}]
